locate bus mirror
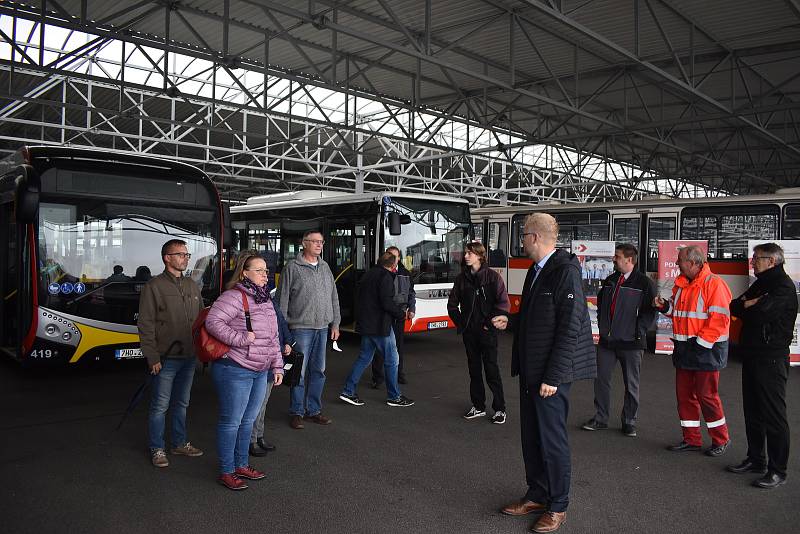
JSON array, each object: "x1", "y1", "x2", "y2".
[
  {"x1": 15, "y1": 165, "x2": 39, "y2": 224},
  {"x1": 399, "y1": 214, "x2": 411, "y2": 225},
  {"x1": 222, "y1": 204, "x2": 233, "y2": 249},
  {"x1": 388, "y1": 212, "x2": 402, "y2": 235}
]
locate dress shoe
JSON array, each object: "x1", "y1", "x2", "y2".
[
  {"x1": 704, "y1": 440, "x2": 730, "y2": 457},
  {"x1": 581, "y1": 418, "x2": 608, "y2": 431},
  {"x1": 752, "y1": 472, "x2": 787, "y2": 489},
  {"x1": 248, "y1": 443, "x2": 268, "y2": 457},
  {"x1": 621, "y1": 424, "x2": 637, "y2": 437},
  {"x1": 256, "y1": 438, "x2": 276, "y2": 452},
  {"x1": 500, "y1": 499, "x2": 547, "y2": 516},
  {"x1": 303, "y1": 413, "x2": 332, "y2": 425},
  {"x1": 290, "y1": 415, "x2": 305, "y2": 429},
  {"x1": 667, "y1": 441, "x2": 701, "y2": 452},
  {"x1": 726, "y1": 459, "x2": 767, "y2": 475},
  {"x1": 531, "y1": 511, "x2": 566, "y2": 533}
]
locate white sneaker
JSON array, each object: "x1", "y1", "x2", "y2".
[
  {"x1": 463, "y1": 406, "x2": 486, "y2": 419},
  {"x1": 492, "y1": 411, "x2": 507, "y2": 424}
]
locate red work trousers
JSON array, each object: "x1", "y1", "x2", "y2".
[{"x1": 675, "y1": 368, "x2": 729, "y2": 446}]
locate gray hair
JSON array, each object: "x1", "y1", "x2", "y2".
[
  {"x1": 753, "y1": 242, "x2": 785, "y2": 265},
  {"x1": 679, "y1": 245, "x2": 706, "y2": 265}
]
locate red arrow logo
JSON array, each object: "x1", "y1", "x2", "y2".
[{"x1": 576, "y1": 244, "x2": 588, "y2": 253}]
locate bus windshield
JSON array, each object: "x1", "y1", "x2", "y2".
[
  {"x1": 384, "y1": 198, "x2": 470, "y2": 285},
  {"x1": 38, "y1": 201, "x2": 218, "y2": 325}
]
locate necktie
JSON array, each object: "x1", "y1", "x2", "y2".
[{"x1": 610, "y1": 274, "x2": 625, "y2": 318}]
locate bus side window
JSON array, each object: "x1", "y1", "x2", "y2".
[
  {"x1": 647, "y1": 217, "x2": 676, "y2": 272},
  {"x1": 488, "y1": 222, "x2": 508, "y2": 267}
]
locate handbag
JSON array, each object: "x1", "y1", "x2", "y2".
[
  {"x1": 282, "y1": 349, "x2": 305, "y2": 387},
  {"x1": 192, "y1": 289, "x2": 251, "y2": 363}
]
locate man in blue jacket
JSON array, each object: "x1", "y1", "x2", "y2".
[
  {"x1": 494, "y1": 213, "x2": 596, "y2": 533},
  {"x1": 339, "y1": 252, "x2": 414, "y2": 408}
]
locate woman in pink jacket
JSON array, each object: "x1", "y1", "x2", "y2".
[{"x1": 205, "y1": 254, "x2": 286, "y2": 490}]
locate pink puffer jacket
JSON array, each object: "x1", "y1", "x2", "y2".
[{"x1": 205, "y1": 284, "x2": 284, "y2": 373}]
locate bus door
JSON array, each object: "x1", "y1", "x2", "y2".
[
  {"x1": 0, "y1": 204, "x2": 19, "y2": 352},
  {"x1": 642, "y1": 211, "x2": 678, "y2": 276},
  {"x1": 611, "y1": 214, "x2": 641, "y2": 268},
  {"x1": 486, "y1": 220, "x2": 509, "y2": 285},
  {"x1": 329, "y1": 221, "x2": 369, "y2": 331}
]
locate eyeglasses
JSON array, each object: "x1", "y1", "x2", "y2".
[
  {"x1": 303, "y1": 239, "x2": 325, "y2": 245},
  {"x1": 521, "y1": 232, "x2": 535, "y2": 239},
  {"x1": 166, "y1": 252, "x2": 191, "y2": 259},
  {"x1": 752, "y1": 256, "x2": 772, "y2": 261},
  {"x1": 245, "y1": 269, "x2": 269, "y2": 275}
]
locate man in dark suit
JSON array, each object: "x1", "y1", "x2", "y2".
[
  {"x1": 493, "y1": 213, "x2": 597, "y2": 533},
  {"x1": 728, "y1": 242, "x2": 797, "y2": 489}
]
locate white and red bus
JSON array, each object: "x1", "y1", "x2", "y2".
[
  {"x1": 0, "y1": 146, "x2": 226, "y2": 366},
  {"x1": 472, "y1": 192, "x2": 800, "y2": 364},
  {"x1": 230, "y1": 191, "x2": 472, "y2": 333}
]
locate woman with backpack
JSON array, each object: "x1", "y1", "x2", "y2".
[
  {"x1": 205, "y1": 254, "x2": 291, "y2": 490},
  {"x1": 447, "y1": 242, "x2": 511, "y2": 424}
]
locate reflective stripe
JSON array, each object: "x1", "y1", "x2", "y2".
[
  {"x1": 680, "y1": 420, "x2": 701, "y2": 428},
  {"x1": 696, "y1": 289, "x2": 705, "y2": 315},
  {"x1": 672, "y1": 334, "x2": 691, "y2": 341},
  {"x1": 704, "y1": 274, "x2": 714, "y2": 283},
  {"x1": 708, "y1": 306, "x2": 730, "y2": 316},
  {"x1": 697, "y1": 337, "x2": 714, "y2": 348},
  {"x1": 674, "y1": 310, "x2": 709, "y2": 319},
  {"x1": 717, "y1": 335, "x2": 729, "y2": 342},
  {"x1": 707, "y1": 417, "x2": 727, "y2": 429}
]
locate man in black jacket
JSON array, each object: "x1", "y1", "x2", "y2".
[
  {"x1": 582, "y1": 244, "x2": 656, "y2": 437},
  {"x1": 339, "y1": 252, "x2": 414, "y2": 408},
  {"x1": 494, "y1": 213, "x2": 596, "y2": 534},
  {"x1": 371, "y1": 246, "x2": 416, "y2": 387},
  {"x1": 727, "y1": 242, "x2": 797, "y2": 489}
]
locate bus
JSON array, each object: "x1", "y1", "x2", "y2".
[
  {"x1": 472, "y1": 192, "x2": 800, "y2": 364},
  {"x1": 0, "y1": 146, "x2": 226, "y2": 366},
  {"x1": 230, "y1": 190, "x2": 472, "y2": 333}
]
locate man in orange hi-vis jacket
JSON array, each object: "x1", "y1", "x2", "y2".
[{"x1": 654, "y1": 245, "x2": 732, "y2": 457}]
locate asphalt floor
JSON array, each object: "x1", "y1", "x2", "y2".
[{"x1": 1, "y1": 330, "x2": 799, "y2": 534}]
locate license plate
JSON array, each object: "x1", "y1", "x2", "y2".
[
  {"x1": 115, "y1": 348, "x2": 143, "y2": 360},
  {"x1": 427, "y1": 321, "x2": 449, "y2": 330}
]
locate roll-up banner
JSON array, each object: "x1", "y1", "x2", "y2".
[
  {"x1": 572, "y1": 241, "x2": 616, "y2": 344},
  {"x1": 655, "y1": 240, "x2": 708, "y2": 354},
  {"x1": 747, "y1": 240, "x2": 800, "y2": 366}
]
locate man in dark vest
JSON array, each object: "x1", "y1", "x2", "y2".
[
  {"x1": 728, "y1": 242, "x2": 797, "y2": 489},
  {"x1": 582, "y1": 244, "x2": 657, "y2": 437}
]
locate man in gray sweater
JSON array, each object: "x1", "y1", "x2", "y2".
[{"x1": 277, "y1": 230, "x2": 341, "y2": 429}]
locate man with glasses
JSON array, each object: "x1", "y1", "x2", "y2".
[
  {"x1": 277, "y1": 230, "x2": 341, "y2": 429},
  {"x1": 727, "y1": 244, "x2": 797, "y2": 489},
  {"x1": 138, "y1": 239, "x2": 205, "y2": 468}
]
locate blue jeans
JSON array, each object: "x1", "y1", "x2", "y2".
[
  {"x1": 212, "y1": 361, "x2": 269, "y2": 475},
  {"x1": 148, "y1": 357, "x2": 196, "y2": 451},
  {"x1": 342, "y1": 332, "x2": 401, "y2": 401},
  {"x1": 290, "y1": 328, "x2": 328, "y2": 416}
]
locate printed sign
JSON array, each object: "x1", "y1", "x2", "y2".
[
  {"x1": 60, "y1": 282, "x2": 74, "y2": 295},
  {"x1": 747, "y1": 240, "x2": 800, "y2": 366},
  {"x1": 74, "y1": 282, "x2": 86, "y2": 294},
  {"x1": 48, "y1": 282, "x2": 60, "y2": 295},
  {"x1": 655, "y1": 240, "x2": 708, "y2": 354},
  {"x1": 573, "y1": 241, "x2": 616, "y2": 343}
]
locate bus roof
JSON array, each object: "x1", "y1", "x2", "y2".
[
  {"x1": 0, "y1": 145, "x2": 210, "y2": 183},
  {"x1": 232, "y1": 190, "x2": 469, "y2": 214},
  {"x1": 471, "y1": 192, "x2": 800, "y2": 216}
]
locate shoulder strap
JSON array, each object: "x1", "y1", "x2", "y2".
[{"x1": 237, "y1": 288, "x2": 253, "y2": 332}]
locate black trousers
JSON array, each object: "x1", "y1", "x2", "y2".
[
  {"x1": 372, "y1": 319, "x2": 405, "y2": 383},
  {"x1": 520, "y1": 380, "x2": 572, "y2": 513},
  {"x1": 462, "y1": 330, "x2": 505, "y2": 412},
  {"x1": 742, "y1": 354, "x2": 790, "y2": 476}
]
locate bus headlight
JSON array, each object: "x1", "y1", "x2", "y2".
[
  {"x1": 62, "y1": 331, "x2": 72, "y2": 342},
  {"x1": 45, "y1": 324, "x2": 60, "y2": 337}
]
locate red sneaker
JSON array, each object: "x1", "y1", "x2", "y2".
[
  {"x1": 218, "y1": 473, "x2": 248, "y2": 490},
  {"x1": 234, "y1": 465, "x2": 266, "y2": 480}
]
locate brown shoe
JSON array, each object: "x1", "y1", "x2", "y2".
[
  {"x1": 531, "y1": 512, "x2": 566, "y2": 533},
  {"x1": 303, "y1": 413, "x2": 333, "y2": 425},
  {"x1": 501, "y1": 499, "x2": 547, "y2": 516},
  {"x1": 290, "y1": 415, "x2": 305, "y2": 429}
]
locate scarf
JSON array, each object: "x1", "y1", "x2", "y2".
[{"x1": 239, "y1": 277, "x2": 271, "y2": 304}]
